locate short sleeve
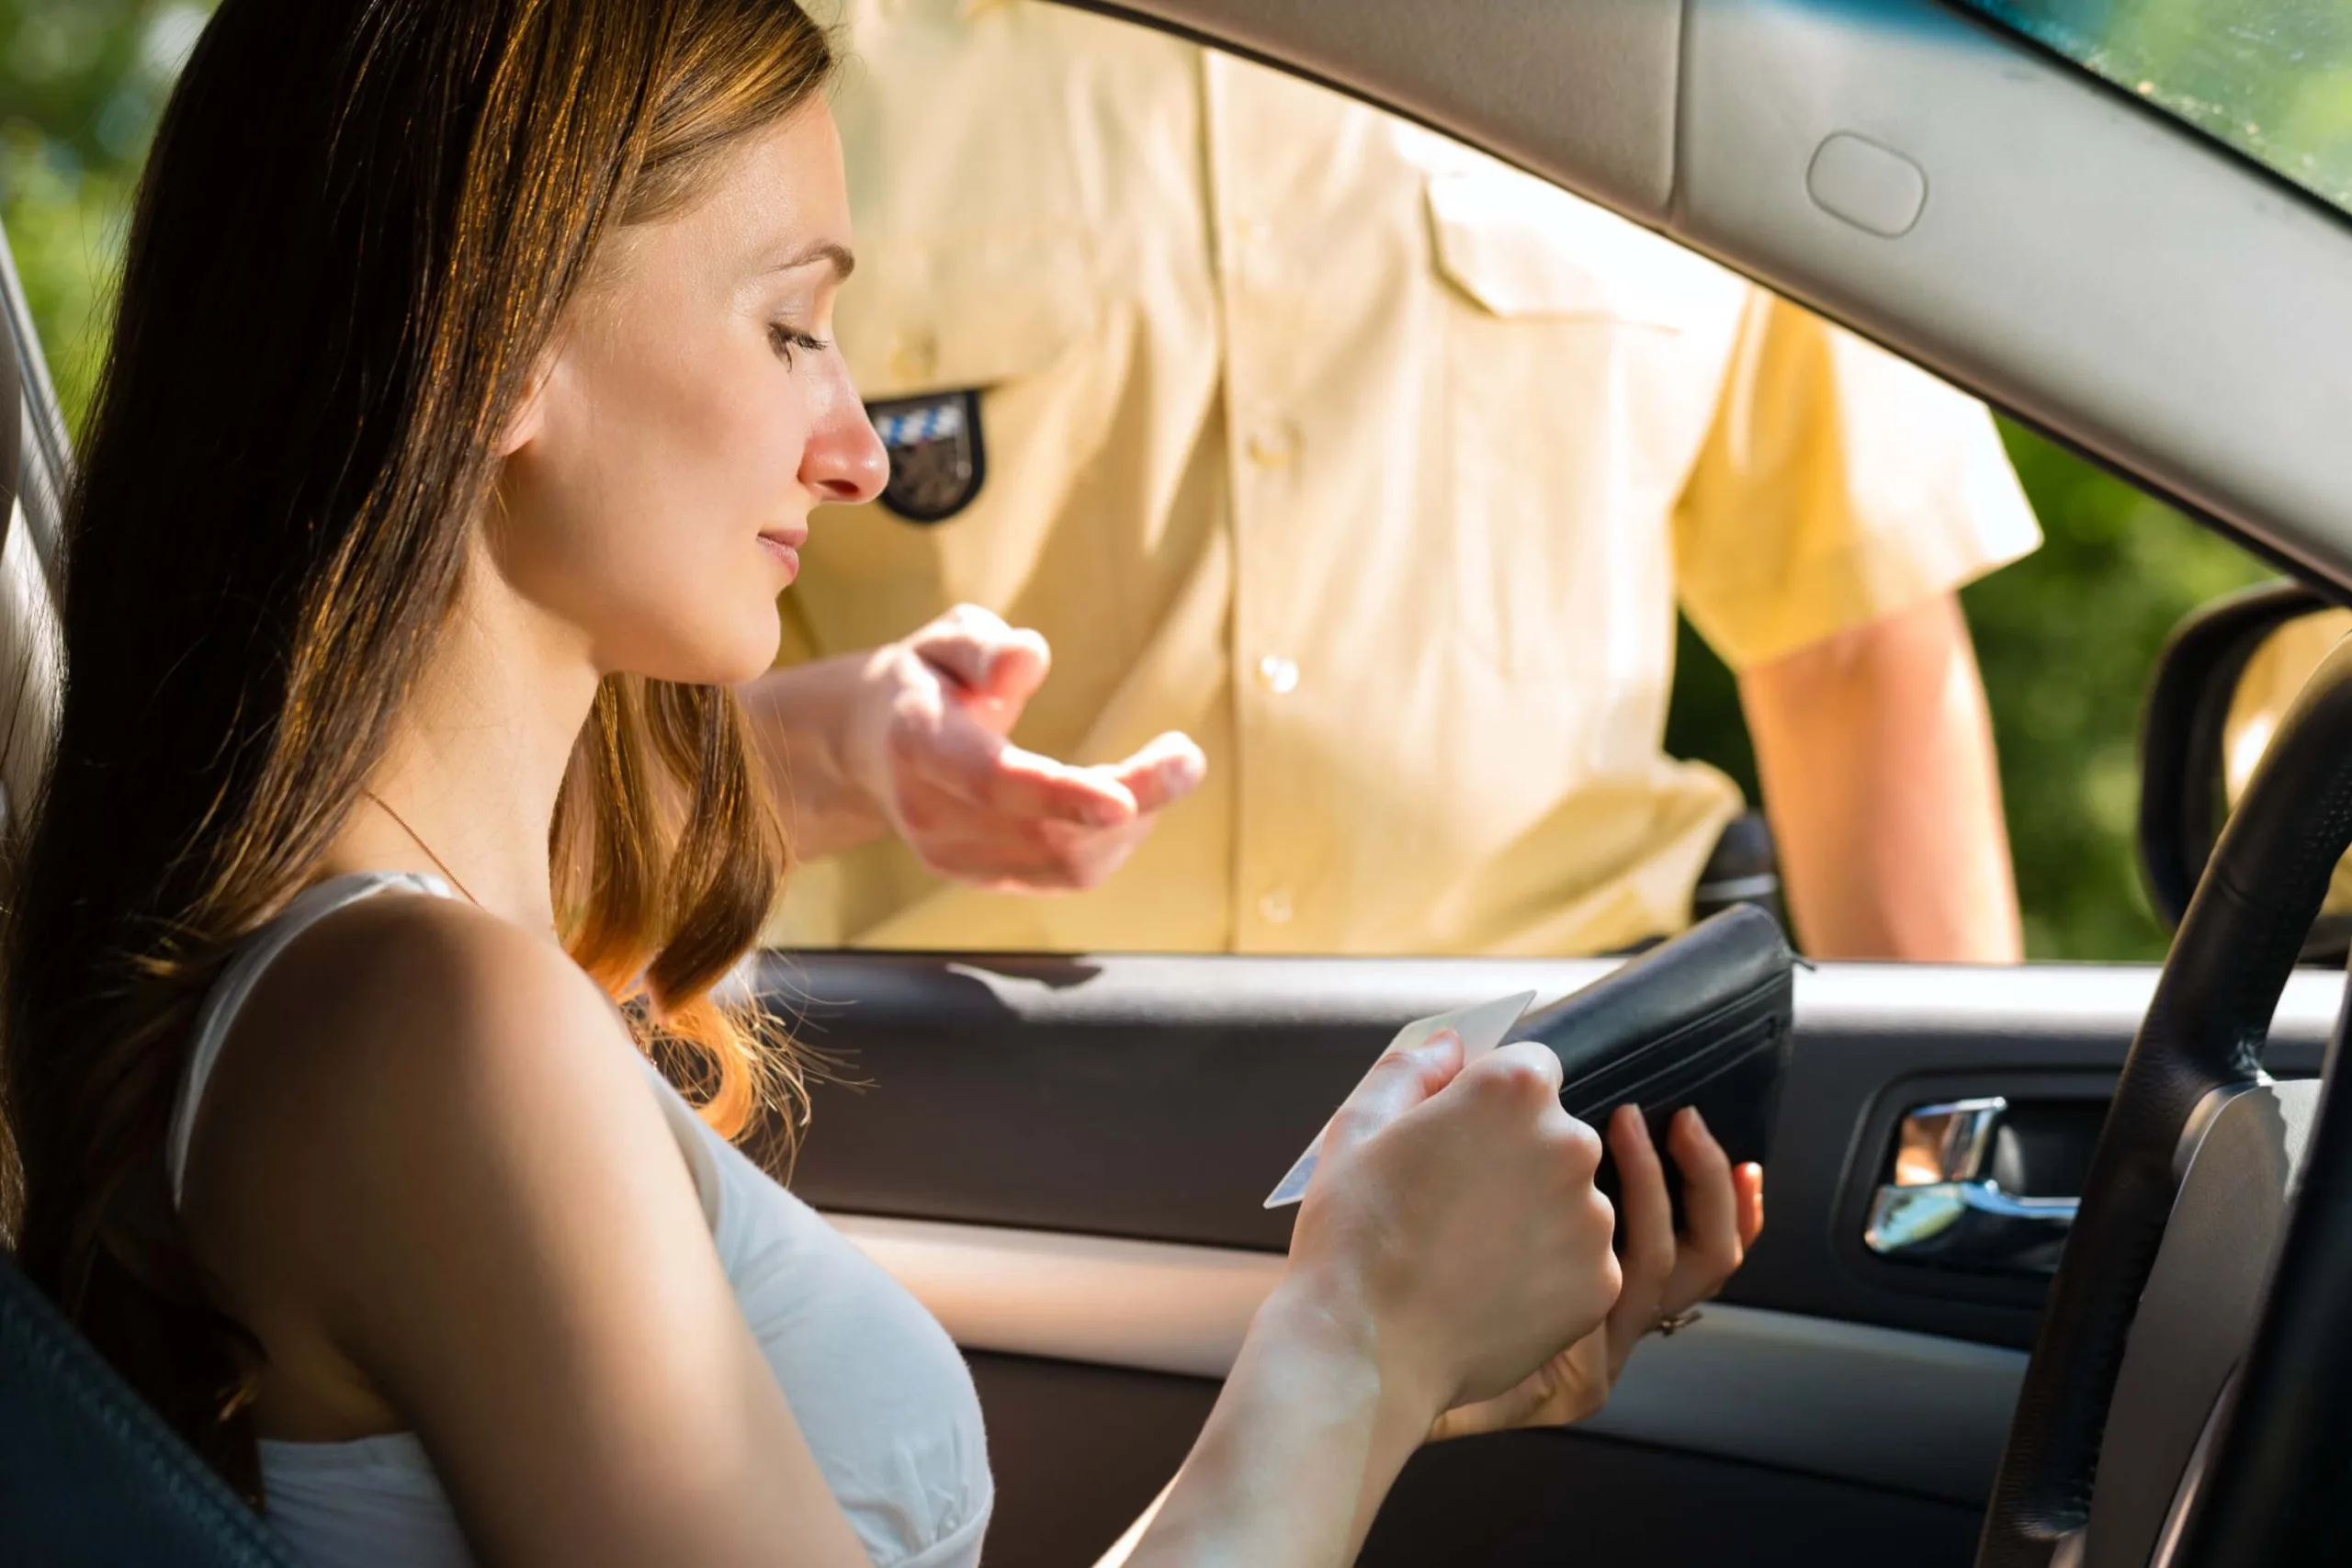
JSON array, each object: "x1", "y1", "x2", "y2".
[{"x1": 1671, "y1": 291, "x2": 2042, "y2": 671}]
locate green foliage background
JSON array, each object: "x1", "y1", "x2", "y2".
[
  {"x1": 0, "y1": 0, "x2": 2300, "y2": 962},
  {"x1": 0, "y1": 0, "x2": 203, "y2": 423}
]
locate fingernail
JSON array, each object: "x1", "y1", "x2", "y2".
[{"x1": 1392, "y1": 1030, "x2": 1462, "y2": 1073}]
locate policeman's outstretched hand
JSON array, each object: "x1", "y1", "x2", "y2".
[
  {"x1": 1428, "y1": 1104, "x2": 1766, "y2": 1438},
  {"x1": 846, "y1": 604, "x2": 1207, "y2": 891}
]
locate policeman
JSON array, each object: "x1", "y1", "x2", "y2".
[{"x1": 744, "y1": 0, "x2": 2039, "y2": 961}]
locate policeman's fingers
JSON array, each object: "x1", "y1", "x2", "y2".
[
  {"x1": 1111, "y1": 732, "x2": 1207, "y2": 815},
  {"x1": 994, "y1": 749, "x2": 1141, "y2": 830},
  {"x1": 908, "y1": 604, "x2": 1052, "y2": 704},
  {"x1": 910, "y1": 804, "x2": 1161, "y2": 892},
  {"x1": 915, "y1": 713, "x2": 1138, "y2": 829},
  {"x1": 900, "y1": 604, "x2": 1003, "y2": 687}
]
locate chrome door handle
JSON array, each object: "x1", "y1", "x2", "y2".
[
  {"x1": 1863, "y1": 1098, "x2": 2078, "y2": 1275},
  {"x1": 1865, "y1": 1180, "x2": 2077, "y2": 1273}
]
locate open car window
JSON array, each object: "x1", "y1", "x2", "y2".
[
  {"x1": 1962, "y1": 0, "x2": 2352, "y2": 214},
  {"x1": 3, "y1": 0, "x2": 2289, "y2": 966}
]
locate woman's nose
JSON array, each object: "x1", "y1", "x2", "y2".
[{"x1": 802, "y1": 387, "x2": 888, "y2": 506}]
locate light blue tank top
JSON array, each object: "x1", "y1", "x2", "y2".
[{"x1": 164, "y1": 872, "x2": 992, "y2": 1567}]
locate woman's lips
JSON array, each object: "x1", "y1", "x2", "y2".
[{"x1": 758, "y1": 525, "x2": 807, "y2": 577}]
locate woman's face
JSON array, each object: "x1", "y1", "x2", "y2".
[{"x1": 492, "y1": 101, "x2": 885, "y2": 686}]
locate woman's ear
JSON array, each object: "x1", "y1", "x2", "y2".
[{"x1": 494, "y1": 350, "x2": 560, "y2": 459}]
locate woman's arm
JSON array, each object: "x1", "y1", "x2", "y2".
[
  {"x1": 179, "y1": 897, "x2": 870, "y2": 1568},
  {"x1": 1118, "y1": 1032, "x2": 1624, "y2": 1566},
  {"x1": 1123, "y1": 1283, "x2": 1434, "y2": 1565},
  {"x1": 187, "y1": 898, "x2": 1630, "y2": 1568}
]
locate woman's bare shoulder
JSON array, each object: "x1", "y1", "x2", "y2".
[
  {"x1": 179, "y1": 887, "x2": 684, "y2": 1328},
  {"x1": 198, "y1": 889, "x2": 636, "y2": 1130}
]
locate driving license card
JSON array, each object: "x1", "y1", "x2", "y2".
[{"x1": 1262, "y1": 990, "x2": 1540, "y2": 1209}]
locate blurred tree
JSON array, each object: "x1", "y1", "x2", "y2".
[
  {"x1": 0, "y1": 0, "x2": 210, "y2": 429},
  {"x1": 0, "y1": 0, "x2": 2306, "y2": 963},
  {"x1": 1967, "y1": 430, "x2": 2273, "y2": 960},
  {"x1": 1973, "y1": 0, "x2": 2352, "y2": 213},
  {"x1": 1668, "y1": 423, "x2": 2270, "y2": 963}
]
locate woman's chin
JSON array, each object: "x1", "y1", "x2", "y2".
[{"x1": 628, "y1": 614, "x2": 786, "y2": 691}]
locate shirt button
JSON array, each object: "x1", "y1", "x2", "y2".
[
  {"x1": 1246, "y1": 423, "x2": 1299, "y2": 468},
  {"x1": 1259, "y1": 889, "x2": 1295, "y2": 926},
  {"x1": 1256, "y1": 654, "x2": 1300, "y2": 694}
]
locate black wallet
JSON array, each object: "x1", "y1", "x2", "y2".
[{"x1": 1513, "y1": 904, "x2": 1796, "y2": 1227}]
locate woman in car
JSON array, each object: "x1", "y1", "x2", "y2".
[{"x1": 0, "y1": 1, "x2": 1762, "y2": 1564}]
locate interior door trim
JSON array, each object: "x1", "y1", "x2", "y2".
[
  {"x1": 769, "y1": 952, "x2": 2345, "y2": 1042},
  {"x1": 829, "y1": 1213, "x2": 2026, "y2": 1504},
  {"x1": 830, "y1": 1213, "x2": 1280, "y2": 1380}
]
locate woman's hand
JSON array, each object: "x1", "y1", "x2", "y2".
[
  {"x1": 1429, "y1": 1104, "x2": 1767, "y2": 1439},
  {"x1": 1124, "y1": 1040, "x2": 1726, "y2": 1568},
  {"x1": 1283, "y1": 1031, "x2": 1624, "y2": 1426}
]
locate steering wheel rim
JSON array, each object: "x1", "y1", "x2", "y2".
[{"x1": 1978, "y1": 626, "x2": 2352, "y2": 1566}]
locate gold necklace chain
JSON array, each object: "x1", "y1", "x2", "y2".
[{"x1": 360, "y1": 789, "x2": 482, "y2": 908}]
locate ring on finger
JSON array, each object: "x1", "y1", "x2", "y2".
[{"x1": 1649, "y1": 1307, "x2": 1704, "y2": 1338}]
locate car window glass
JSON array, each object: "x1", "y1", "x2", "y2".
[{"x1": 1962, "y1": 0, "x2": 2352, "y2": 213}]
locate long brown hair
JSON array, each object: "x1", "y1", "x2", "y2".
[{"x1": 0, "y1": 0, "x2": 835, "y2": 1498}]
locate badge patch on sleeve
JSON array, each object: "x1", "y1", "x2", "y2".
[{"x1": 870, "y1": 390, "x2": 986, "y2": 525}]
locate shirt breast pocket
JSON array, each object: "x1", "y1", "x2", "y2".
[
  {"x1": 1421, "y1": 168, "x2": 1743, "y2": 695},
  {"x1": 836, "y1": 227, "x2": 1102, "y2": 403}
]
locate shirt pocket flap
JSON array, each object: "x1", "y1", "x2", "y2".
[
  {"x1": 1425, "y1": 168, "x2": 1708, "y2": 327},
  {"x1": 836, "y1": 227, "x2": 1099, "y2": 400}
]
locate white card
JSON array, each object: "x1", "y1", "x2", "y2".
[{"x1": 1262, "y1": 990, "x2": 1540, "y2": 1209}]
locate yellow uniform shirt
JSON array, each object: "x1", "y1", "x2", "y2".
[{"x1": 773, "y1": 0, "x2": 2041, "y2": 956}]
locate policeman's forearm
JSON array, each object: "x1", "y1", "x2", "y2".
[
  {"x1": 737, "y1": 656, "x2": 894, "y2": 862},
  {"x1": 1738, "y1": 592, "x2": 2024, "y2": 964}
]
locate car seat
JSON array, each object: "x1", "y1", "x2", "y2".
[{"x1": 0, "y1": 317, "x2": 295, "y2": 1567}]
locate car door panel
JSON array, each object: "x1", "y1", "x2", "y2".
[
  {"x1": 847, "y1": 1208, "x2": 2024, "y2": 1502},
  {"x1": 968, "y1": 1345, "x2": 1990, "y2": 1568},
  {"x1": 775, "y1": 952, "x2": 2339, "y2": 1565}
]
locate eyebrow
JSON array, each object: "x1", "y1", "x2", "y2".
[{"x1": 765, "y1": 240, "x2": 855, "y2": 280}]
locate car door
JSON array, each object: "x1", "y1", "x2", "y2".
[
  {"x1": 778, "y1": 952, "x2": 2343, "y2": 1567},
  {"x1": 768, "y1": 2, "x2": 2352, "y2": 1565},
  {"x1": 6, "y1": 3, "x2": 2346, "y2": 1566}
]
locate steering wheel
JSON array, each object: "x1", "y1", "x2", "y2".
[{"x1": 1978, "y1": 629, "x2": 2352, "y2": 1566}]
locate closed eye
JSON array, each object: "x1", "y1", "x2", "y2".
[{"x1": 769, "y1": 322, "x2": 831, "y2": 365}]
